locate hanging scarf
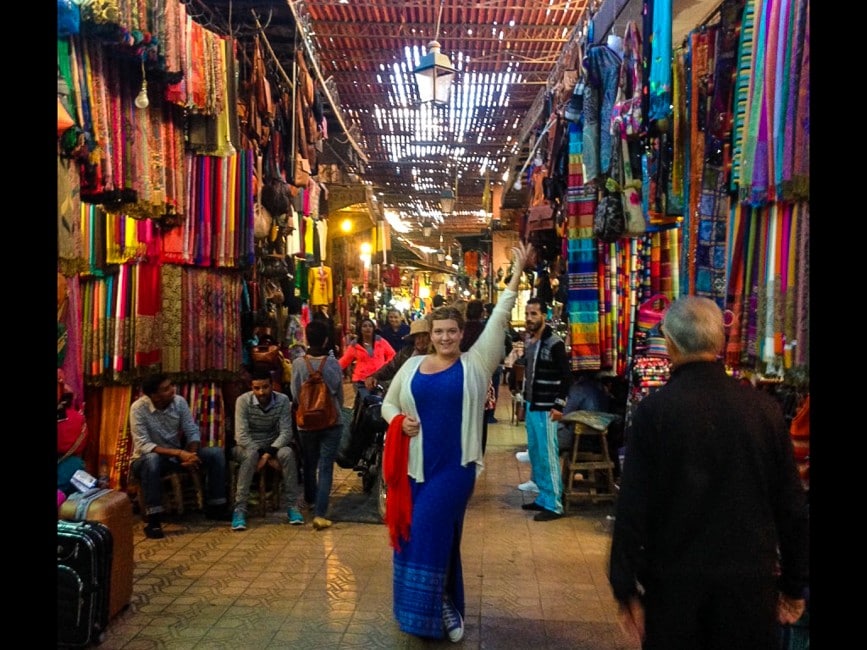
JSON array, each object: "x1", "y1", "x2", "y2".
[
  {"x1": 648, "y1": 0, "x2": 673, "y2": 121},
  {"x1": 383, "y1": 415, "x2": 411, "y2": 552}
]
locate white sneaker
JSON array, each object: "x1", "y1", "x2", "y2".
[
  {"x1": 517, "y1": 480, "x2": 539, "y2": 493},
  {"x1": 515, "y1": 450, "x2": 530, "y2": 463}
]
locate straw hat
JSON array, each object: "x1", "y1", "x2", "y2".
[{"x1": 403, "y1": 319, "x2": 431, "y2": 340}]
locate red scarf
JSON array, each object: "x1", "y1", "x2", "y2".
[{"x1": 383, "y1": 414, "x2": 411, "y2": 552}]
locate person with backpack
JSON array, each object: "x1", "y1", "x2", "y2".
[{"x1": 290, "y1": 319, "x2": 345, "y2": 531}]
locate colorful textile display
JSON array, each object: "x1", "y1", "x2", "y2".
[{"x1": 565, "y1": 121, "x2": 601, "y2": 370}]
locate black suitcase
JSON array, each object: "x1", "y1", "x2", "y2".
[{"x1": 57, "y1": 519, "x2": 113, "y2": 647}]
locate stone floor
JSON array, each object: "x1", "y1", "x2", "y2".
[{"x1": 98, "y1": 386, "x2": 637, "y2": 649}]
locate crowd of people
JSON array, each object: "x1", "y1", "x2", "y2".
[{"x1": 64, "y1": 243, "x2": 808, "y2": 646}]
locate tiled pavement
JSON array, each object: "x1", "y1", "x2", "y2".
[{"x1": 98, "y1": 386, "x2": 638, "y2": 649}]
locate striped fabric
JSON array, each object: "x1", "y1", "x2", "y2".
[
  {"x1": 730, "y1": 0, "x2": 757, "y2": 192},
  {"x1": 565, "y1": 121, "x2": 601, "y2": 370}
]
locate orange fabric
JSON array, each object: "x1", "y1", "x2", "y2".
[
  {"x1": 789, "y1": 395, "x2": 809, "y2": 440},
  {"x1": 383, "y1": 414, "x2": 411, "y2": 552}
]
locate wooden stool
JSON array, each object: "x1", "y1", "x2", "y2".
[
  {"x1": 229, "y1": 461, "x2": 282, "y2": 517},
  {"x1": 510, "y1": 392, "x2": 525, "y2": 425},
  {"x1": 128, "y1": 468, "x2": 204, "y2": 516},
  {"x1": 560, "y1": 411, "x2": 620, "y2": 509}
]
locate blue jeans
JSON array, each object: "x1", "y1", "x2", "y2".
[
  {"x1": 298, "y1": 423, "x2": 342, "y2": 518},
  {"x1": 231, "y1": 445, "x2": 299, "y2": 513},
  {"x1": 131, "y1": 447, "x2": 227, "y2": 516}
]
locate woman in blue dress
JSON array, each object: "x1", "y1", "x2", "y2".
[{"x1": 381, "y1": 242, "x2": 533, "y2": 642}]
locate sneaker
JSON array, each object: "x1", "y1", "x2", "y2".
[
  {"x1": 312, "y1": 516, "x2": 332, "y2": 530},
  {"x1": 515, "y1": 450, "x2": 530, "y2": 463},
  {"x1": 288, "y1": 507, "x2": 304, "y2": 525},
  {"x1": 231, "y1": 511, "x2": 247, "y2": 531},
  {"x1": 442, "y1": 598, "x2": 464, "y2": 643},
  {"x1": 517, "y1": 480, "x2": 539, "y2": 492},
  {"x1": 521, "y1": 502, "x2": 544, "y2": 511},
  {"x1": 533, "y1": 509, "x2": 563, "y2": 522}
]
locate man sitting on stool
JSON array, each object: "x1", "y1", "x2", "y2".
[
  {"x1": 231, "y1": 369, "x2": 302, "y2": 531},
  {"x1": 130, "y1": 372, "x2": 230, "y2": 539}
]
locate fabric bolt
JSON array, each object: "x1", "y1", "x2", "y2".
[
  {"x1": 725, "y1": 204, "x2": 749, "y2": 365},
  {"x1": 177, "y1": 382, "x2": 226, "y2": 448},
  {"x1": 694, "y1": 165, "x2": 731, "y2": 307},
  {"x1": 391, "y1": 363, "x2": 473, "y2": 639},
  {"x1": 96, "y1": 385, "x2": 133, "y2": 491},
  {"x1": 790, "y1": 0, "x2": 809, "y2": 200},
  {"x1": 794, "y1": 203, "x2": 808, "y2": 366}
]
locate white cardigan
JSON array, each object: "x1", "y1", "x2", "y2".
[{"x1": 381, "y1": 288, "x2": 518, "y2": 482}]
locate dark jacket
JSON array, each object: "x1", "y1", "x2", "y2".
[
  {"x1": 523, "y1": 325, "x2": 572, "y2": 411},
  {"x1": 608, "y1": 361, "x2": 809, "y2": 603},
  {"x1": 373, "y1": 344, "x2": 416, "y2": 385}
]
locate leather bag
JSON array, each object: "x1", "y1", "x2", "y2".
[
  {"x1": 251, "y1": 344, "x2": 281, "y2": 370},
  {"x1": 292, "y1": 153, "x2": 311, "y2": 188}
]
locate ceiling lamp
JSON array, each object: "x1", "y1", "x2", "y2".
[
  {"x1": 422, "y1": 220, "x2": 434, "y2": 238},
  {"x1": 436, "y1": 233, "x2": 446, "y2": 263},
  {"x1": 412, "y1": 0, "x2": 455, "y2": 106},
  {"x1": 439, "y1": 188, "x2": 455, "y2": 215},
  {"x1": 444, "y1": 245, "x2": 453, "y2": 267}
]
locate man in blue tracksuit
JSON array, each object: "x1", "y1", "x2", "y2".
[{"x1": 520, "y1": 298, "x2": 573, "y2": 521}]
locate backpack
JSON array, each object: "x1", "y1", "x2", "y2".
[{"x1": 295, "y1": 356, "x2": 339, "y2": 430}]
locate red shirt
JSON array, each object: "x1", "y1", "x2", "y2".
[{"x1": 338, "y1": 336, "x2": 396, "y2": 381}]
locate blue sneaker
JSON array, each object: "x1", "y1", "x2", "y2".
[
  {"x1": 231, "y1": 511, "x2": 247, "y2": 531},
  {"x1": 288, "y1": 507, "x2": 304, "y2": 525},
  {"x1": 442, "y1": 598, "x2": 464, "y2": 642}
]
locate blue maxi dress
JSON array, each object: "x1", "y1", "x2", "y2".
[{"x1": 393, "y1": 362, "x2": 476, "y2": 639}]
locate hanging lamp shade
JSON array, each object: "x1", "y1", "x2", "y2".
[
  {"x1": 422, "y1": 221, "x2": 433, "y2": 238},
  {"x1": 439, "y1": 187, "x2": 455, "y2": 215},
  {"x1": 413, "y1": 41, "x2": 456, "y2": 105}
]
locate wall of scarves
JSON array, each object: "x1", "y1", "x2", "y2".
[
  {"x1": 562, "y1": 0, "x2": 808, "y2": 382},
  {"x1": 58, "y1": 0, "x2": 262, "y2": 488},
  {"x1": 678, "y1": 0, "x2": 809, "y2": 376}
]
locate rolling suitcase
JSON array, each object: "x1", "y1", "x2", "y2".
[
  {"x1": 59, "y1": 488, "x2": 134, "y2": 620},
  {"x1": 57, "y1": 519, "x2": 112, "y2": 647}
]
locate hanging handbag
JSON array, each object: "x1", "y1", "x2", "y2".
[
  {"x1": 253, "y1": 203, "x2": 273, "y2": 240},
  {"x1": 292, "y1": 153, "x2": 311, "y2": 188},
  {"x1": 525, "y1": 204, "x2": 555, "y2": 233},
  {"x1": 263, "y1": 279, "x2": 284, "y2": 305},
  {"x1": 637, "y1": 294, "x2": 671, "y2": 333},
  {"x1": 594, "y1": 177, "x2": 626, "y2": 243},
  {"x1": 610, "y1": 21, "x2": 643, "y2": 137}
]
